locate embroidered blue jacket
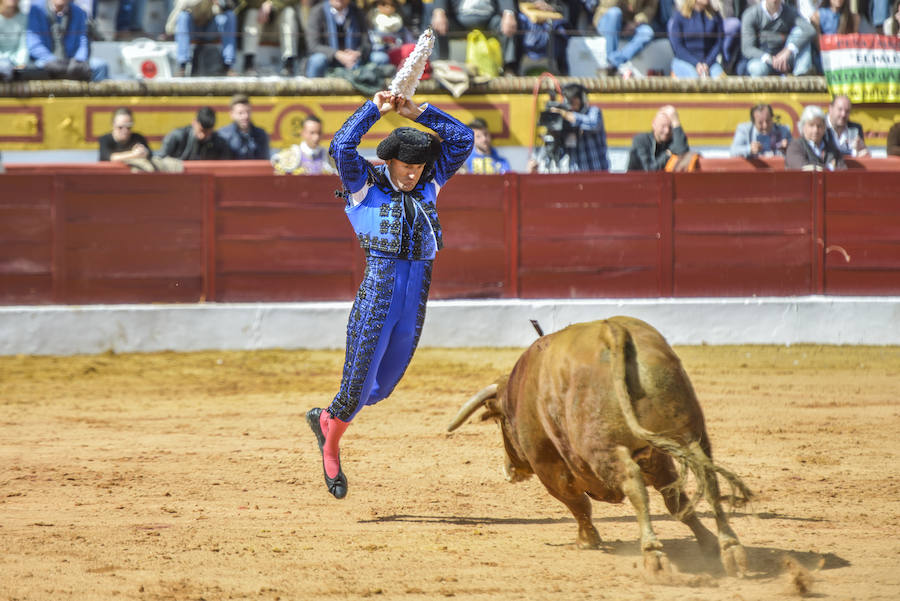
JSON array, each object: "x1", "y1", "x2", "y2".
[{"x1": 329, "y1": 101, "x2": 474, "y2": 260}]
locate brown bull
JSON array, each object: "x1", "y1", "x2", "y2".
[{"x1": 448, "y1": 316, "x2": 752, "y2": 577}]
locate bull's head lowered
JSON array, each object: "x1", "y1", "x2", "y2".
[{"x1": 447, "y1": 379, "x2": 533, "y2": 483}]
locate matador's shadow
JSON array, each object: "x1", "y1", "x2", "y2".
[{"x1": 360, "y1": 510, "x2": 849, "y2": 579}]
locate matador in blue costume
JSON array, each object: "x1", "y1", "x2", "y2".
[{"x1": 306, "y1": 90, "x2": 473, "y2": 499}]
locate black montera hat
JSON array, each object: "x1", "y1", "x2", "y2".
[{"x1": 376, "y1": 127, "x2": 440, "y2": 164}]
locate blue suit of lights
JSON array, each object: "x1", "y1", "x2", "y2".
[{"x1": 326, "y1": 101, "x2": 473, "y2": 422}]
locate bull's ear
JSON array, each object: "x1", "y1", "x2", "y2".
[{"x1": 478, "y1": 408, "x2": 501, "y2": 423}]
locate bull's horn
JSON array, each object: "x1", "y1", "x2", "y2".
[{"x1": 447, "y1": 383, "x2": 498, "y2": 432}]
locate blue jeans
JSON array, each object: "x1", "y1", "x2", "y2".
[
  {"x1": 89, "y1": 57, "x2": 109, "y2": 81},
  {"x1": 869, "y1": 0, "x2": 890, "y2": 27},
  {"x1": 670, "y1": 57, "x2": 724, "y2": 78},
  {"x1": 596, "y1": 7, "x2": 655, "y2": 67},
  {"x1": 175, "y1": 10, "x2": 237, "y2": 66},
  {"x1": 116, "y1": 0, "x2": 146, "y2": 32}
]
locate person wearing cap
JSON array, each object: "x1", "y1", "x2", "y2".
[{"x1": 306, "y1": 90, "x2": 474, "y2": 500}]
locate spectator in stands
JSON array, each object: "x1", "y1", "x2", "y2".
[
  {"x1": 219, "y1": 94, "x2": 271, "y2": 160},
  {"x1": 464, "y1": 117, "x2": 511, "y2": 174},
  {"x1": 593, "y1": 0, "x2": 657, "y2": 77},
  {"x1": 741, "y1": 0, "x2": 815, "y2": 76},
  {"x1": 668, "y1": 0, "x2": 726, "y2": 79},
  {"x1": 886, "y1": 121, "x2": 900, "y2": 156},
  {"x1": 271, "y1": 114, "x2": 338, "y2": 174},
  {"x1": 26, "y1": 0, "x2": 108, "y2": 81},
  {"x1": 98, "y1": 107, "x2": 152, "y2": 162},
  {"x1": 810, "y1": 0, "x2": 859, "y2": 32},
  {"x1": 168, "y1": 0, "x2": 238, "y2": 76},
  {"x1": 785, "y1": 105, "x2": 846, "y2": 170},
  {"x1": 236, "y1": 0, "x2": 300, "y2": 76},
  {"x1": 627, "y1": 105, "x2": 691, "y2": 171},
  {"x1": 0, "y1": 0, "x2": 27, "y2": 82},
  {"x1": 825, "y1": 94, "x2": 869, "y2": 157},
  {"x1": 730, "y1": 103, "x2": 791, "y2": 157},
  {"x1": 159, "y1": 106, "x2": 233, "y2": 160},
  {"x1": 528, "y1": 83, "x2": 609, "y2": 173},
  {"x1": 367, "y1": 0, "x2": 414, "y2": 68},
  {"x1": 884, "y1": 0, "x2": 899, "y2": 34},
  {"x1": 304, "y1": 0, "x2": 370, "y2": 77},
  {"x1": 516, "y1": 0, "x2": 569, "y2": 75},
  {"x1": 428, "y1": 0, "x2": 518, "y2": 73}
]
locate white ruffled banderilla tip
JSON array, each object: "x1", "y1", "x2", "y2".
[{"x1": 389, "y1": 28, "x2": 435, "y2": 100}]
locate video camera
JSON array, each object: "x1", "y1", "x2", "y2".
[{"x1": 538, "y1": 98, "x2": 575, "y2": 136}]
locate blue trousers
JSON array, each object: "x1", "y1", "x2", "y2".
[
  {"x1": 595, "y1": 7, "x2": 655, "y2": 68},
  {"x1": 327, "y1": 256, "x2": 432, "y2": 422},
  {"x1": 175, "y1": 10, "x2": 237, "y2": 67}
]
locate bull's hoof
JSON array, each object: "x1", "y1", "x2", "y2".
[
  {"x1": 721, "y1": 544, "x2": 749, "y2": 578},
  {"x1": 576, "y1": 525, "x2": 602, "y2": 549},
  {"x1": 643, "y1": 550, "x2": 671, "y2": 576}
]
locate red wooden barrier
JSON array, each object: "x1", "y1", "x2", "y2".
[
  {"x1": 823, "y1": 171, "x2": 900, "y2": 295},
  {"x1": 0, "y1": 175, "x2": 55, "y2": 303},
  {"x1": 2, "y1": 168, "x2": 900, "y2": 304},
  {"x1": 672, "y1": 172, "x2": 816, "y2": 296}
]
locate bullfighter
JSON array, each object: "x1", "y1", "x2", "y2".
[{"x1": 306, "y1": 90, "x2": 473, "y2": 499}]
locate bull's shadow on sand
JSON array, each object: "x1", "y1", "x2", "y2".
[{"x1": 361, "y1": 511, "x2": 849, "y2": 579}]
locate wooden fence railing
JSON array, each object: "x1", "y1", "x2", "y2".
[{"x1": 2, "y1": 161, "x2": 899, "y2": 304}]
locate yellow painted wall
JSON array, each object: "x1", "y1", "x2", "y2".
[{"x1": 0, "y1": 92, "x2": 897, "y2": 151}]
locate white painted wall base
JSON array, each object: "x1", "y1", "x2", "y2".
[{"x1": 2, "y1": 297, "x2": 898, "y2": 356}]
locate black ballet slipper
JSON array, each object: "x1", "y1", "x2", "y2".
[{"x1": 306, "y1": 408, "x2": 348, "y2": 499}]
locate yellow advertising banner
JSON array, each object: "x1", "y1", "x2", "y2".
[{"x1": 1, "y1": 92, "x2": 897, "y2": 151}]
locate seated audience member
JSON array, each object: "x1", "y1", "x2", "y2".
[
  {"x1": 516, "y1": 0, "x2": 569, "y2": 75},
  {"x1": 237, "y1": 0, "x2": 300, "y2": 76},
  {"x1": 0, "y1": 0, "x2": 27, "y2": 82},
  {"x1": 730, "y1": 103, "x2": 791, "y2": 157},
  {"x1": 884, "y1": 0, "x2": 899, "y2": 34},
  {"x1": 271, "y1": 114, "x2": 337, "y2": 174},
  {"x1": 367, "y1": 0, "x2": 414, "y2": 68},
  {"x1": 429, "y1": 0, "x2": 518, "y2": 72},
  {"x1": 741, "y1": 0, "x2": 815, "y2": 76},
  {"x1": 26, "y1": 0, "x2": 108, "y2": 81},
  {"x1": 304, "y1": 0, "x2": 370, "y2": 77},
  {"x1": 668, "y1": 0, "x2": 725, "y2": 79},
  {"x1": 465, "y1": 117, "x2": 511, "y2": 174},
  {"x1": 218, "y1": 94, "x2": 271, "y2": 160},
  {"x1": 785, "y1": 105, "x2": 846, "y2": 171},
  {"x1": 167, "y1": 0, "x2": 238, "y2": 76},
  {"x1": 825, "y1": 94, "x2": 869, "y2": 157},
  {"x1": 159, "y1": 106, "x2": 233, "y2": 160},
  {"x1": 627, "y1": 105, "x2": 690, "y2": 171},
  {"x1": 810, "y1": 0, "x2": 859, "y2": 33},
  {"x1": 887, "y1": 121, "x2": 900, "y2": 156},
  {"x1": 98, "y1": 107, "x2": 152, "y2": 162},
  {"x1": 593, "y1": 0, "x2": 657, "y2": 77}
]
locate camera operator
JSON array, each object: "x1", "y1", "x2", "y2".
[{"x1": 527, "y1": 83, "x2": 610, "y2": 174}]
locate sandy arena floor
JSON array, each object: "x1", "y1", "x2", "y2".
[{"x1": 2, "y1": 342, "x2": 899, "y2": 600}]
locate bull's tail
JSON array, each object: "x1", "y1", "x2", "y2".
[{"x1": 602, "y1": 320, "x2": 752, "y2": 516}]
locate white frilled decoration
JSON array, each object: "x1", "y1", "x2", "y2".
[{"x1": 388, "y1": 28, "x2": 435, "y2": 99}]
